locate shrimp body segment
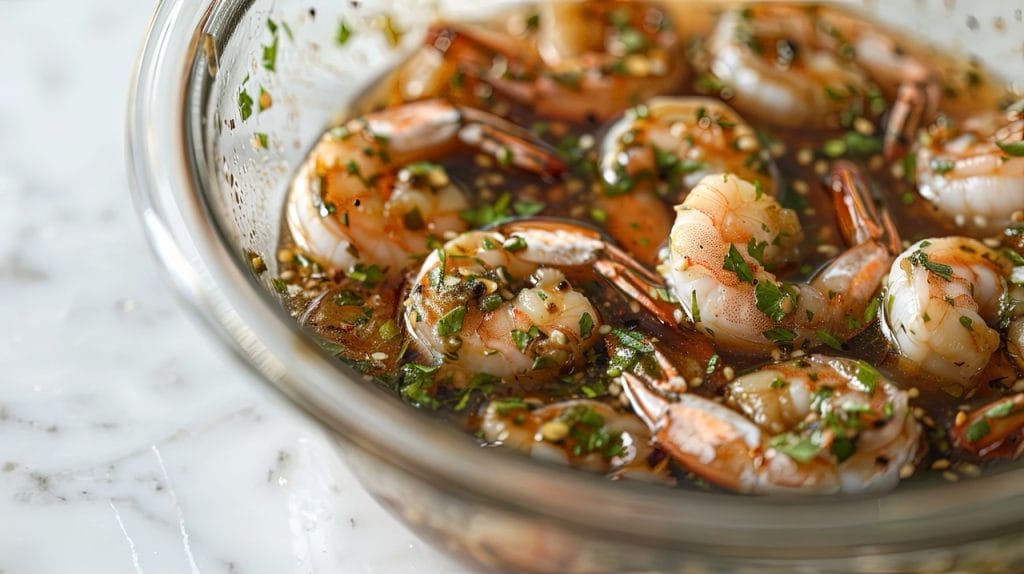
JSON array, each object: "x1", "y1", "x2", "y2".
[
  {"x1": 596, "y1": 97, "x2": 776, "y2": 265},
  {"x1": 916, "y1": 111, "x2": 1024, "y2": 236},
  {"x1": 708, "y1": 6, "x2": 873, "y2": 131},
  {"x1": 428, "y1": 1, "x2": 687, "y2": 122},
  {"x1": 664, "y1": 173, "x2": 891, "y2": 354},
  {"x1": 881, "y1": 237, "x2": 1019, "y2": 387},
  {"x1": 481, "y1": 398, "x2": 669, "y2": 480},
  {"x1": 287, "y1": 100, "x2": 565, "y2": 272},
  {"x1": 622, "y1": 354, "x2": 922, "y2": 494}
]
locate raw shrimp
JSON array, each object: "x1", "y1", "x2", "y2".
[
  {"x1": 915, "y1": 109, "x2": 1024, "y2": 236},
  {"x1": 427, "y1": 1, "x2": 687, "y2": 122},
  {"x1": 481, "y1": 398, "x2": 669, "y2": 480},
  {"x1": 880, "y1": 236, "x2": 1022, "y2": 389},
  {"x1": 596, "y1": 97, "x2": 777, "y2": 264},
  {"x1": 618, "y1": 352, "x2": 922, "y2": 494},
  {"x1": 286, "y1": 99, "x2": 565, "y2": 272},
  {"x1": 403, "y1": 219, "x2": 660, "y2": 386},
  {"x1": 663, "y1": 168, "x2": 896, "y2": 354}
]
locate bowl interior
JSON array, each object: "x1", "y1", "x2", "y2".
[{"x1": 158, "y1": 0, "x2": 1024, "y2": 554}]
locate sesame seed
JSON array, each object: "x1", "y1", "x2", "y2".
[
  {"x1": 723, "y1": 366, "x2": 735, "y2": 381},
  {"x1": 796, "y1": 148, "x2": 814, "y2": 165},
  {"x1": 908, "y1": 387, "x2": 920, "y2": 399},
  {"x1": 957, "y1": 463, "x2": 981, "y2": 477},
  {"x1": 954, "y1": 411, "x2": 967, "y2": 427},
  {"x1": 598, "y1": 324, "x2": 612, "y2": 335},
  {"x1": 931, "y1": 458, "x2": 951, "y2": 470},
  {"x1": 899, "y1": 464, "x2": 915, "y2": 479},
  {"x1": 539, "y1": 420, "x2": 570, "y2": 442},
  {"x1": 853, "y1": 117, "x2": 875, "y2": 135},
  {"x1": 277, "y1": 248, "x2": 294, "y2": 263},
  {"x1": 371, "y1": 352, "x2": 388, "y2": 361},
  {"x1": 942, "y1": 471, "x2": 959, "y2": 482},
  {"x1": 688, "y1": 377, "x2": 704, "y2": 388}
]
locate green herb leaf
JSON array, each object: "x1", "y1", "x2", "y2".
[
  {"x1": 815, "y1": 330, "x2": 844, "y2": 350},
  {"x1": 909, "y1": 248, "x2": 954, "y2": 281},
  {"x1": 723, "y1": 244, "x2": 755, "y2": 283},
  {"x1": 997, "y1": 140, "x2": 1024, "y2": 157},
  {"x1": 965, "y1": 417, "x2": 991, "y2": 443},
  {"x1": 706, "y1": 354, "x2": 719, "y2": 375},
  {"x1": 337, "y1": 18, "x2": 353, "y2": 45},
  {"x1": 480, "y1": 293, "x2": 502, "y2": 312},
  {"x1": 503, "y1": 235, "x2": 528, "y2": 252},
  {"x1": 513, "y1": 200, "x2": 546, "y2": 216},
  {"x1": 238, "y1": 89, "x2": 254, "y2": 121},
  {"x1": 436, "y1": 307, "x2": 467, "y2": 337},
  {"x1": 378, "y1": 319, "x2": 399, "y2": 341},
  {"x1": 768, "y1": 433, "x2": 821, "y2": 463},
  {"x1": 334, "y1": 290, "x2": 364, "y2": 307},
  {"x1": 854, "y1": 360, "x2": 879, "y2": 394},
  {"x1": 762, "y1": 327, "x2": 797, "y2": 347},
  {"x1": 754, "y1": 280, "x2": 792, "y2": 321},
  {"x1": 579, "y1": 312, "x2": 594, "y2": 339},
  {"x1": 959, "y1": 315, "x2": 974, "y2": 331},
  {"x1": 492, "y1": 397, "x2": 527, "y2": 415}
]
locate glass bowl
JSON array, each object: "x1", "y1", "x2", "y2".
[{"x1": 127, "y1": 1, "x2": 1024, "y2": 571}]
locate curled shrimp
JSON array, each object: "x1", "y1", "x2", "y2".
[
  {"x1": 663, "y1": 167, "x2": 897, "y2": 355},
  {"x1": 426, "y1": 1, "x2": 687, "y2": 122},
  {"x1": 618, "y1": 352, "x2": 922, "y2": 494},
  {"x1": 481, "y1": 398, "x2": 670, "y2": 481},
  {"x1": 286, "y1": 99, "x2": 565, "y2": 272},
  {"x1": 915, "y1": 109, "x2": 1024, "y2": 236},
  {"x1": 403, "y1": 219, "x2": 663, "y2": 386},
  {"x1": 880, "y1": 236, "x2": 1022, "y2": 390},
  {"x1": 707, "y1": 5, "x2": 874, "y2": 131},
  {"x1": 707, "y1": 5, "x2": 938, "y2": 158},
  {"x1": 595, "y1": 97, "x2": 777, "y2": 264}
]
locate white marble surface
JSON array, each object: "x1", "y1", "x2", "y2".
[{"x1": 0, "y1": 2, "x2": 462, "y2": 571}]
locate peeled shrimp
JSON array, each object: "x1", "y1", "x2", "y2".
[
  {"x1": 404, "y1": 219, "x2": 663, "y2": 385},
  {"x1": 481, "y1": 398, "x2": 668, "y2": 481},
  {"x1": 596, "y1": 97, "x2": 777, "y2": 264},
  {"x1": 619, "y1": 353, "x2": 922, "y2": 494},
  {"x1": 708, "y1": 5, "x2": 873, "y2": 130},
  {"x1": 880, "y1": 236, "x2": 1021, "y2": 389},
  {"x1": 916, "y1": 110, "x2": 1024, "y2": 236},
  {"x1": 663, "y1": 170, "x2": 895, "y2": 354},
  {"x1": 708, "y1": 5, "x2": 939, "y2": 157},
  {"x1": 287, "y1": 99, "x2": 564, "y2": 272},
  {"x1": 427, "y1": 1, "x2": 687, "y2": 122}
]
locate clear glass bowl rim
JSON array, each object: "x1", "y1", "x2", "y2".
[{"x1": 126, "y1": 0, "x2": 1024, "y2": 559}]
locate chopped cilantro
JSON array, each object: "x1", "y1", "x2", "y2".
[
  {"x1": 768, "y1": 432, "x2": 821, "y2": 463},
  {"x1": 997, "y1": 141, "x2": 1024, "y2": 157},
  {"x1": 854, "y1": 360, "x2": 879, "y2": 394}
]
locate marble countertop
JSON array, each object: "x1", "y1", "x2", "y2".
[{"x1": 0, "y1": 1, "x2": 461, "y2": 571}]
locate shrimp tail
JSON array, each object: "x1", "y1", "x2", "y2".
[
  {"x1": 951, "y1": 394, "x2": 1024, "y2": 458},
  {"x1": 458, "y1": 107, "x2": 568, "y2": 178},
  {"x1": 883, "y1": 77, "x2": 940, "y2": 161},
  {"x1": 828, "y1": 161, "x2": 900, "y2": 255}
]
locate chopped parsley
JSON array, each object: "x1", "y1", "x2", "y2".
[
  {"x1": 754, "y1": 280, "x2": 793, "y2": 321},
  {"x1": 436, "y1": 306, "x2": 467, "y2": 337},
  {"x1": 909, "y1": 247, "x2": 954, "y2": 281},
  {"x1": 723, "y1": 244, "x2": 755, "y2": 283},
  {"x1": 579, "y1": 312, "x2": 594, "y2": 339},
  {"x1": 337, "y1": 18, "x2": 353, "y2": 45}
]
